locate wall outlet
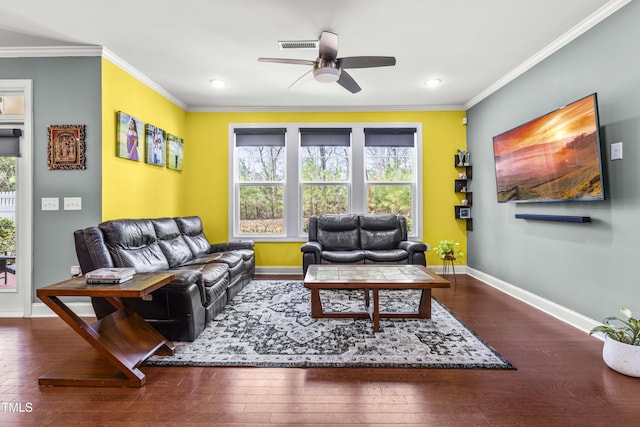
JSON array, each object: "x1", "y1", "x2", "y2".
[
  {"x1": 64, "y1": 197, "x2": 82, "y2": 210},
  {"x1": 41, "y1": 197, "x2": 59, "y2": 211}
]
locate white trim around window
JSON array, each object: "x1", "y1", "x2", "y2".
[{"x1": 229, "y1": 122, "x2": 422, "y2": 242}]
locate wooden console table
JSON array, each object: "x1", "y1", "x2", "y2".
[{"x1": 37, "y1": 272, "x2": 175, "y2": 387}]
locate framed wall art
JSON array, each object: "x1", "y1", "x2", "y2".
[
  {"x1": 47, "y1": 124, "x2": 86, "y2": 170},
  {"x1": 145, "y1": 123, "x2": 166, "y2": 167},
  {"x1": 459, "y1": 207, "x2": 471, "y2": 219},
  {"x1": 116, "y1": 111, "x2": 142, "y2": 161},
  {"x1": 166, "y1": 134, "x2": 184, "y2": 171}
]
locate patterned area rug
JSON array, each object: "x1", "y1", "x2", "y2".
[{"x1": 146, "y1": 280, "x2": 515, "y2": 369}]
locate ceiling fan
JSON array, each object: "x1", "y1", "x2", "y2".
[{"x1": 258, "y1": 31, "x2": 396, "y2": 93}]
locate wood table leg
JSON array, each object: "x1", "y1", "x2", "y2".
[
  {"x1": 309, "y1": 288, "x2": 324, "y2": 318},
  {"x1": 417, "y1": 289, "x2": 432, "y2": 318},
  {"x1": 38, "y1": 294, "x2": 174, "y2": 387},
  {"x1": 372, "y1": 289, "x2": 380, "y2": 332}
]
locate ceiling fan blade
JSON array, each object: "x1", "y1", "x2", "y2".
[
  {"x1": 336, "y1": 70, "x2": 361, "y2": 94},
  {"x1": 288, "y1": 69, "x2": 315, "y2": 90},
  {"x1": 338, "y1": 56, "x2": 396, "y2": 69},
  {"x1": 318, "y1": 31, "x2": 338, "y2": 60},
  {"x1": 258, "y1": 58, "x2": 316, "y2": 66}
]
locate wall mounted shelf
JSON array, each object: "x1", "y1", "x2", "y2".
[
  {"x1": 454, "y1": 154, "x2": 472, "y2": 231},
  {"x1": 515, "y1": 214, "x2": 591, "y2": 223}
]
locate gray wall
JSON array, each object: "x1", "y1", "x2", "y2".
[
  {"x1": 466, "y1": 2, "x2": 640, "y2": 322},
  {"x1": 0, "y1": 57, "x2": 102, "y2": 297}
]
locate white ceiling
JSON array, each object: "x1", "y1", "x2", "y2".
[{"x1": 0, "y1": 0, "x2": 627, "y2": 111}]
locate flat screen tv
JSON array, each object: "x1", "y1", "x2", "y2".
[{"x1": 493, "y1": 93, "x2": 604, "y2": 203}]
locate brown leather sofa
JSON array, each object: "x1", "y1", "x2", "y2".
[
  {"x1": 301, "y1": 213, "x2": 427, "y2": 276},
  {"x1": 73, "y1": 216, "x2": 254, "y2": 341}
]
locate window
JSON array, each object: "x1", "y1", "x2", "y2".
[
  {"x1": 234, "y1": 128, "x2": 286, "y2": 235},
  {"x1": 300, "y1": 128, "x2": 351, "y2": 231},
  {"x1": 364, "y1": 128, "x2": 416, "y2": 231},
  {"x1": 231, "y1": 124, "x2": 421, "y2": 241}
]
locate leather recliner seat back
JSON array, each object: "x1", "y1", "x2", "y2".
[
  {"x1": 359, "y1": 214, "x2": 403, "y2": 250},
  {"x1": 175, "y1": 216, "x2": 211, "y2": 256},
  {"x1": 316, "y1": 214, "x2": 360, "y2": 251},
  {"x1": 99, "y1": 219, "x2": 169, "y2": 273},
  {"x1": 151, "y1": 218, "x2": 194, "y2": 268}
]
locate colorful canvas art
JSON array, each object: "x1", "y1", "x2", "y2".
[
  {"x1": 116, "y1": 111, "x2": 142, "y2": 161},
  {"x1": 167, "y1": 134, "x2": 184, "y2": 171},
  {"x1": 145, "y1": 123, "x2": 166, "y2": 167}
]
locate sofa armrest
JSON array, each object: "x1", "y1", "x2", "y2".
[
  {"x1": 398, "y1": 240, "x2": 428, "y2": 266},
  {"x1": 398, "y1": 240, "x2": 427, "y2": 252},
  {"x1": 209, "y1": 240, "x2": 254, "y2": 253},
  {"x1": 301, "y1": 241, "x2": 323, "y2": 255},
  {"x1": 301, "y1": 241, "x2": 324, "y2": 276}
]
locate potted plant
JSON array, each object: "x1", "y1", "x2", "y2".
[
  {"x1": 590, "y1": 308, "x2": 640, "y2": 377},
  {"x1": 434, "y1": 240, "x2": 464, "y2": 261}
]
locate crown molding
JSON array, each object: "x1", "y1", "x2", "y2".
[
  {"x1": 187, "y1": 104, "x2": 466, "y2": 113},
  {"x1": 465, "y1": 0, "x2": 632, "y2": 109},
  {"x1": 101, "y1": 47, "x2": 187, "y2": 110},
  {"x1": 0, "y1": 45, "x2": 102, "y2": 58}
]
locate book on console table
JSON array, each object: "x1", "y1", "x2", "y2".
[{"x1": 85, "y1": 267, "x2": 135, "y2": 284}]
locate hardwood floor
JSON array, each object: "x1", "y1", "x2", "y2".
[{"x1": 1, "y1": 274, "x2": 637, "y2": 426}]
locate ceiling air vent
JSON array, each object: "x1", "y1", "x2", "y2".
[{"x1": 278, "y1": 40, "x2": 319, "y2": 50}]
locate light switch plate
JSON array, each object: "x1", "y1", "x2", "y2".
[
  {"x1": 63, "y1": 197, "x2": 82, "y2": 210},
  {"x1": 611, "y1": 142, "x2": 623, "y2": 160},
  {"x1": 41, "y1": 197, "x2": 59, "y2": 211}
]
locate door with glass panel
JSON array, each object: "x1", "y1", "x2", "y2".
[{"x1": 0, "y1": 86, "x2": 30, "y2": 317}]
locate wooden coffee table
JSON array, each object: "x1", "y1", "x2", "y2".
[
  {"x1": 303, "y1": 265, "x2": 450, "y2": 332},
  {"x1": 37, "y1": 272, "x2": 175, "y2": 387}
]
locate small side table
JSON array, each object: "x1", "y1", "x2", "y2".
[
  {"x1": 37, "y1": 272, "x2": 175, "y2": 387},
  {"x1": 441, "y1": 255, "x2": 457, "y2": 285}
]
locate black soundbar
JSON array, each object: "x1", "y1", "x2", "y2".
[{"x1": 515, "y1": 214, "x2": 591, "y2": 223}]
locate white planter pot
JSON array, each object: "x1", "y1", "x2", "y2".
[{"x1": 602, "y1": 336, "x2": 640, "y2": 377}]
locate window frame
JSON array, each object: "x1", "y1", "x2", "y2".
[{"x1": 229, "y1": 123, "x2": 422, "y2": 242}]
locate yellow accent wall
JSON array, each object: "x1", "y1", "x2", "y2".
[
  {"x1": 101, "y1": 60, "x2": 467, "y2": 268},
  {"x1": 101, "y1": 58, "x2": 188, "y2": 220},
  {"x1": 185, "y1": 111, "x2": 467, "y2": 268}
]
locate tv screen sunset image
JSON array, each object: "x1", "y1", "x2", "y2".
[{"x1": 493, "y1": 94, "x2": 604, "y2": 203}]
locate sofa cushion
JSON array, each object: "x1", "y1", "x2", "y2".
[
  {"x1": 359, "y1": 214, "x2": 402, "y2": 250},
  {"x1": 316, "y1": 214, "x2": 360, "y2": 251},
  {"x1": 151, "y1": 218, "x2": 194, "y2": 268},
  {"x1": 99, "y1": 219, "x2": 169, "y2": 273},
  {"x1": 321, "y1": 250, "x2": 366, "y2": 263},
  {"x1": 175, "y1": 216, "x2": 211, "y2": 256},
  {"x1": 364, "y1": 249, "x2": 408, "y2": 262},
  {"x1": 199, "y1": 263, "x2": 229, "y2": 304}
]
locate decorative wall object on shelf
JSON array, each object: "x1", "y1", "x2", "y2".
[
  {"x1": 454, "y1": 153, "x2": 472, "y2": 230},
  {"x1": 47, "y1": 124, "x2": 86, "y2": 170}
]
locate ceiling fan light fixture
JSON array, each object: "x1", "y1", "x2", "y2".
[
  {"x1": 313, "y1": 67, "x2": 341, "y2": 83},
  {"x1": 209, "y1": 79, "x2": 227, "y2": 88},
  {"x1": 424, "y1": 78, "x2": 442, "y2": 88}
]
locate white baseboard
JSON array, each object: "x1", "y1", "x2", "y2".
[
  {"x1": 31, "y1": 302, "x2": 95, "y2": 318},
  {"x1": 255, "y1": 266, "x2": 302, "y2": 275},
  {"x1": 466, "y1": 267, "x2": 600, "y2": 335}
]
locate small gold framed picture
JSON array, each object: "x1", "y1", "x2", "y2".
[{"x1": 47, "y1": 124, "x2": 86, "y2": 170}]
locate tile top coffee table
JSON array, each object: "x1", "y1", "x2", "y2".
[
  {"x1": 303, "y1": 264, "x2": 450, "y2": 332},
  {"x1": 37, "y1": 272, "x2": 175, "y2": 387}
]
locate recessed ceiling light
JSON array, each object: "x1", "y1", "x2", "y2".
[
  {"x1": 424, "y1": 78, "x2": 441, "y2": 88},
  {"x1": 209, "y1": 79, "x2": 226, "y2": 88}
]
